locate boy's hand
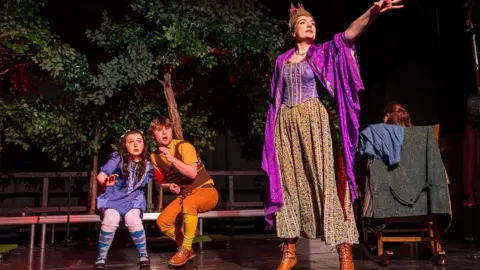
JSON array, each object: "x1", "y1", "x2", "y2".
[{"x1": 159, "y1": 147, "x2": 175, "y2": 163}]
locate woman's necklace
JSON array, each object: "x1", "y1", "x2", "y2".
[{"x1": 295, "y1": 50, "x2": 307, "y2": 56}]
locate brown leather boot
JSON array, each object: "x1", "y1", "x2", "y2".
[
  {"x1": 336, "y1": 243, "x2": 354, "y2": 270},
  {"x1": 167, "y1": 246, "x2": 196, "y2": 266},
  {"x1": 277, "y1": 241, "x2": 297, "y2": 270}
]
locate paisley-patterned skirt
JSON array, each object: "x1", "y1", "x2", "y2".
[{"x1": 274, "y1": 98, "x2": 358, "y2": 245}]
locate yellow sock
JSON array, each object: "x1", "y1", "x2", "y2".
[
  {"x1": 163, "y1": 226, "x2": 183, "y2": 246},
  {"x1": 182, "y1": 214, "x2": 198, "y2": 250}
]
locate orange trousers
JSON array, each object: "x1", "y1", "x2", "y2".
[{"x1": 157, "y1": 186, "x2": 218, "y2": 232}]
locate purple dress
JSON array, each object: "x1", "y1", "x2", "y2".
[
  {"x1": 262, "y1": 32, "x2": 365, "y2": 227},
  {"x1": 96, "y1": 152, "x2": 155, "y2": 217}
]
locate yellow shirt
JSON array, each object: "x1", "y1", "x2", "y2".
[{"x1": 151, "y1": 139, "x2": 214, "y2": 187}]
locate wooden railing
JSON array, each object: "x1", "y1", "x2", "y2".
[{"x1": 0, "y1": 172, "x2": 89, "y2": 215}]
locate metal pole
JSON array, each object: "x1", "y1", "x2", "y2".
[
  {"x1": 199, "y1": 218, "x2": 204, "y2": 252},
  {"x1": 147, "y1": 180, "x2": 153, "y2": 212},
  {"x1": 29, "y1": 224, "x2": 35, "y2": 249},
  {"x1": 159, "y1": 186, "x2": 164, "y2": 211},
  {"x1": 50, "y1": 224, "x2": 55, "y2": 245},
  {"x1": 41, "y1": 177, "x2": 48, "y2": 248},
  {"x1": 40, "y1": 224, "x2": 46, "y2": 249},
  {"x1": 228, "y1": 175, "x2": 235, "y2": 234}
]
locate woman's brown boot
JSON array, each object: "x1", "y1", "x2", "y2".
[
  {"x1": 336, "y1": 243, "x2": 354, "y2": 270},
  {"x1": 277, "y1": 240, "x2": 297, "y2": 270}
]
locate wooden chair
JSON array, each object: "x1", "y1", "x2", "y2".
[{"x1": 360, "y1": 124, "x2": 446, "y2": 266}]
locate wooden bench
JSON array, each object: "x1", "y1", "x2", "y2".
[
  {"x1": 36, "y1": 209, "x2": 264, "y2": 249},
  {"x1": 0, "y1": 171, "x2": 266, "y2": 249}
]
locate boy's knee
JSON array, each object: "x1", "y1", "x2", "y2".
[
  {"x1": 181, "y1": 200, "x2": 199, "y2": 216},
  {"x1": 157, "y1": 214, "x2": 174, "y2": 232}
]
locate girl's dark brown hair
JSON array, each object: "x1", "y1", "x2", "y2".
[
  {"x1": 117, "y1": 129, "x2": 150, "y2": 179},
  {"x1": 383, "y1": 102, "x2": 412, "y2": 127}
]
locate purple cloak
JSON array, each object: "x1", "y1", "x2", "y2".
[{"x1": 262, "y1": 32, "x2": 365, "y2": 227}]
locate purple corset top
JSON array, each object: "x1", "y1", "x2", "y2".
[{"x1": 282, "y1": 61, "x2": 319, "y2": 107}]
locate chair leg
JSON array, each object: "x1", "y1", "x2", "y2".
[
  {"x1": 376, "y1": 231, "x2": 392, "y2": 266},
  {"x1": 433, "y1": 218, "x2": 445, "y2": 266},
  {"x1": 428, "y1": 221, "x2": 435, "y2": 255},
  {"x1": 377, "y1": 232, "x2": 383, "y2": 256}
]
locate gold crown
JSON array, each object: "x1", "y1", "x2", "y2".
[{"x1": 289, "y1": 2, "x2": 313, "y2": 33}]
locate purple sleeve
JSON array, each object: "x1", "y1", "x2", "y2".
[
  {"x1": 310, "y1": 32, "x2": 365, "y2": 202},
  {"x1": 100, "y1": 152, "x2": 121, "y2": 176},
  {"x1": 322, "y1": 32, "x2": 364, "y2": 97}
]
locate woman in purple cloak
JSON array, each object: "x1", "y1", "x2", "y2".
[{"x1": 262, "y1": 1, "x2": 404, "y2": 269}]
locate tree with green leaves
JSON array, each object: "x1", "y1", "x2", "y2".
[
  {"x1": 82, "y1": 0, "x2": 286, "y2": 210},
  {"x1": 84, "y1": 0, "x2": 287, "y2": 139},
  {"x1": 0, "y1": 0, "x2": 79, "y2": 153},
  {"x1": 1, "y1": 0, "x2": 288, "y2": 213},
  {"x1": 0, "y1": 0, "x2": 157, "y2": 211}
]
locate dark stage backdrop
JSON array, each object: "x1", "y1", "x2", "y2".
[{"x1": 264, "y1": 0, "x2": 476, "y2": 133}]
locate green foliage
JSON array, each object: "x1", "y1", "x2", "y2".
[
  {"x1": 0, "y1": 0, "x2": 91, "y2": 167},
  {"x1": 83, "y1": 0, "x2": 287, "y2": 154},
  {"x1": 0, "y1": 101, "x2": 32, "y2": 151},
  {"x1": 56, "y1": 54, "x2": 91, "y2": 93},
  {"x1": 0, "y1": 0, "x2": 288, "y2": 169},
  {"x1": 131, "y1": 0, "x2": 286, "y2": 60},
  {"x1": 84, "y1": 0, "x2": 286, "y2": 103},
  {"x1": 179, "y1": 103, "x2": 216, "y2": 152},
  {"x1": 0, "y1": 0, "x2": 77, "y2": 78},
  {"x1": 0, "y1": 100, "x2": 88, "y2": 167},
  {"x1": 29, "y1": 102, "x2": 88, "y2": 167}
]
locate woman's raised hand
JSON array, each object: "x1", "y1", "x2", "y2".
[{"x1": 373, "y1": 0, "x2": 404, "y2": 14}]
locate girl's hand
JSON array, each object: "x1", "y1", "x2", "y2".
[
  {"x1": 169, "y1": 183, "x2": 181, "y2": 194},
  {"x1": 105, "y1": 174, "x2": 118, "y2": 187}
]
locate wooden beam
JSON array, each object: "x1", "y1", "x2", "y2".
[{"x1": 381, "y1": 236, "x2": 433, "y2": 242}]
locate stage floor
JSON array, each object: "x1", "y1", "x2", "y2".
[{"x1": 2, "y1": 234, "x2": 480, "y2": 269}]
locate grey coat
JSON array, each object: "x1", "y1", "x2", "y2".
[{"x1": 367, "y1": 126, "x2": 451, "y2": 219}]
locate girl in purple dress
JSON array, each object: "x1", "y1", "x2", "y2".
[
  {"x1": 93, "y1": 129, "x2": 154, "y2": 269},
  {"x1": 262, "y1": 1, "x2": 404, "y2": 269}
]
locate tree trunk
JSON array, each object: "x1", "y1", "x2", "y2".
[
  {"x1": 157, "y1": 70, "x2": 184, "y2": 211},
  {"x1": 88, "y1": 151, "x2": 99, "y2": 214},
  {"x1": 162, "y1": 71, "x2": 183, "y2": 140}
]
